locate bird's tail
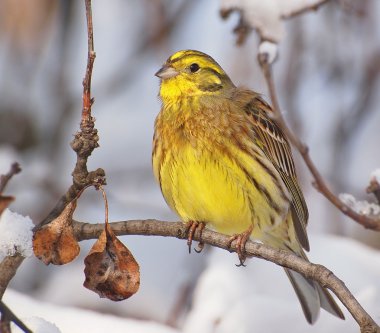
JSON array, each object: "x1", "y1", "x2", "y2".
[
  {"x1": 261, "y1": 216, "x2": 345, "y2": 323},
  {"x1": 284, "y1": 264, "x2": 345, "y2": 324}
]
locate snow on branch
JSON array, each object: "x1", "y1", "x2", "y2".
[
  {"x1": 220, "y1": 0, "x2": 330, "y2": 44},
  {"x1": 339, "y1": 169, "x2": 380, "y2": 219},
  {"x1": 258, "y1": 41, "x2": 278, "y2": 65},
  {"x1": 0, "y1": 209, "x2": 33, "y2": 261},
  {"x1": 371, "y1": 169, "x2": 380, "y2": 184},
  {"x1": 339, "y1": 194, "x2": 380, "y2": 218}
]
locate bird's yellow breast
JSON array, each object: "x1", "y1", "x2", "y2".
[{"x1": 158, "y1": 142, "x2": 254, "y2": 235}]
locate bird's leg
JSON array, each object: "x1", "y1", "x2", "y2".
[
  {"x1": 185, "y1": 221, "x2": 205, "y2": 254},
  {"x1": 227, "y1": 224, "x2": 254, "y2": 267},
  {"x1": 194, "y1": 222, "x2": 205, "y2": 253}
]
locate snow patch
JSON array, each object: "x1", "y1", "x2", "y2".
[
  {"x1": 259, "y1": 41, "x2": 278, "y2": 64},
  {"x1": 220, "y1": 0, "x2": 328, "y2": 42},
  {"x1": 0, "y1": 209, "x2": 34, "y2": 261},
  {"x1": 12, "y1": 317, "x2": 61, "y2": 333},
  {"x1": 370, "y1": 168, "x2": 380, "y2": 184},
  {"x1": 4, "y1": 289, "x2": 179, "y2": 333},
  {"x1": 339, "y1": 193, "x2": 380, "y2": 216}
]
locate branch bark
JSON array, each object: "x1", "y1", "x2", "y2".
[
  {"x1": 0, "y1": 255, "x2": 24, "y2": 299},
  {"x1": 38, "y1": 0, "x2": 104, "y2": 227},
  {"x1": 257, "y1": 53, "x2": 380, "y2": 231},
  {"x1": 0, "y1": 301, "x2": 32, "y2": 333},
  {"x1": 281, "y1": 0, "x2": 330, "y2": 19},
  {"x1": 0, "y1": 163, "x2": 21, "y2": 195},
  {"x1": 72, "y1": 219, "x2": 379, "y2": 333}
]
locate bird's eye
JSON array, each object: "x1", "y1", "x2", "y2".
[{"x1": 189, "y1": 63, "x2": 200, "y2": 73}]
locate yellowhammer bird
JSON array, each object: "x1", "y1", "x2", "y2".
[{"x1": 152, "y1": 49, "x2": 344, "y2": 323}]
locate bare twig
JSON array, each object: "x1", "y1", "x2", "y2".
[
  {"x1": 0, "y1": 254, "x2": 24, "y2": 299},
  {"x1": 72, "y1": 219, "x2": 379, "y2": 333},
  {"x1": 0, "y1": 0, "x2": 103, "y2": 315},
  {"x1": 0, "y1": 162, "x2": 23, "y2": 301},
  {"x1": 38, "y1": 0, "x2": 105, "y2": 227},
  {"x1": 0, "y1": 315, "x2": 11, "y2": 333},
  {"x1": 0, "y1": 163, "x2": 21, "y2": 194},
  {"x1": 258, "y1": 53, "x2": 380, "y2": 231},
  {"x1": 82, "y1": 0, "x2": 95, "y2": 123},
  {"x1": 0, "y1": 301, "x2": 32, "y2": 333},
  {"x1": 281, "y1": 0, "x2": 330, "y2": 19}
]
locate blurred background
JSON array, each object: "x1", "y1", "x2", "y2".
[{"x1": 0, "y1": 0, "x2": 379, "y2": 332}]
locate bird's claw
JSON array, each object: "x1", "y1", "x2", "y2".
[
  {"x1": 186, "y1": 221, "x2": 205, "y2": 253},
  {"x1": 227, "y1": 225, "x2": 253, "y2": 266}
]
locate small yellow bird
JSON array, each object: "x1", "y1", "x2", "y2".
[{"x1": 152, "y1": 50, "x2": 344, "y2": 323}]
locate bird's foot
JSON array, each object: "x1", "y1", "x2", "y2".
[
  {"x1": 185, "y1": 221, "x2": 205, "y2": 254},
  {"x1": 227, "y1": 225, "x2": 253, "y2": 267}
]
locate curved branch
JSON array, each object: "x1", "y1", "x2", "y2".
[
  {"x1": 258, "y1": 53, "x2": 380, "y2": 231},
  {"x1": 73, "y1": 219, "x2": 379, "y2": 333}
]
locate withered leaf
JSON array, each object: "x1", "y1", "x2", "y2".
[
  {"x1": 83, "y1": 223, "x2": 140, "y2": 301},
  {"x1": 0, "y1": 196, "x2": 14, "y2": 216},
  {"x1": 33, "y1": 200, "x2": 80, "y2": 265}
]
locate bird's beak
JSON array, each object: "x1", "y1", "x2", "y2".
[{"x1": 155, "y1": 64, "x2": 179, "y2": 79}]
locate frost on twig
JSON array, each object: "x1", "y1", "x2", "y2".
[
  {"x1": 370, "y1": 169, "x2": 380, "y2": 184},
  {"x1": 367, "y1": 168, "x2": 380, "y2": 205},
  {"x1": 258, "y1": 41, "x2": 278, "y2": 65},
  {"x1": 339, "y1": 193, "x2": 380, "y2": 219},
  {"x1": 341, "y1": 168, "x2": 380, "y2": 219},
  {"x1": 220, "y1": 0, "x2": 329, "y2": 44}
]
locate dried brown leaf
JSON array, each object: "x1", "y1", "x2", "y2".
[
  {"x1": 83, "y1": 223, "x2": 140, "y2": 301},
  {"x1": 0, "y1": 196, "x2": 14, "y2": 216},
  {"x1": 33, "y1": 200, "x2": 80, "y2": 265}
]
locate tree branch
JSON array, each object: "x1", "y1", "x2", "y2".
[
  {"x1": 257, "y1": 53, "x2": 380, "y2": 231},
  {"x1": 0, "y1": 163, "x2": 21, "y2": 195},
  {"x1": 38, "y1": 0, "x2": 105, "y2": 227},
  {"x1": 0, "y1": 255, "x2": 24, "y2": 300},
  {"x1": 281, "y1": 0, "x2": 330, "y2": 19},
  {"x1": 72, "y1": 219, "x2": 379, "y2": 333},
  {"x1": 0, "y1": 301, "x2": 32, "y2": 333}
]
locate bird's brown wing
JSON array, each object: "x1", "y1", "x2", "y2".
[{"x1": 242, "y1": 93, "x2": 310, "y2": 251}]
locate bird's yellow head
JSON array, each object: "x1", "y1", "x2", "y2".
[{"x1": 155, "y1": 50, "x2": 235, "y2": 100}]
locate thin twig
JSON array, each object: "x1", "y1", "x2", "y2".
[
  {"x1": 0, "y1": 301, "x2": 32, "y2": 333},
  {"x1": 0, "y1": 163, "x2": 21, "y2": 194},
  {"x1": 0, "y1": 314, "x2": 11, "y2": 333},
  {"x1": 258, "y1": 54, "x2": 380, "y2": 231},
  {"x1": 0, "y1": 254, "x2": 24, "y2": 299},
  {"x1": 38, "y1": 0, "x2": 105, "y2": 227},
  {"x1": 0, "y1": 0, "x2": 102, "y2": 325},
  {"x1": 281, "y1": 0, "x2": 330, "y2": 19},
  {"x1": 82, "y1": 0, "x2": 95, "y2": 123},
  {"x1": 72, "y1": 219, "x2": 379, "y2": 333}
]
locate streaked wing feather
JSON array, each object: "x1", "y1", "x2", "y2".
[{"x1": 244, "y1": 95, "x2": 309, "y2": 250}]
